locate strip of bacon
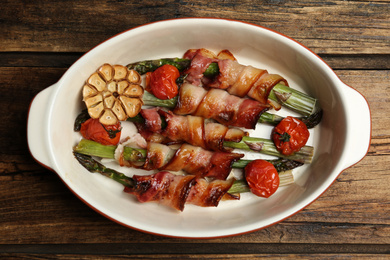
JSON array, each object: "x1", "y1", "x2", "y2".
[
  {"x1": 174, "y1": 82, "x2": 269, "y2": 129},
  {"x1": 123, "y1": 171, "x2": 237, "y2": 211},
  {"x1": 124, "y1": 171, "x2": 196, "y2": 211},
  {"x1": 184, "y1": 48, "x2": 289, "y2": 110},
  {"x1": 135, "y1": 108, "x2": 247, "y2": 152},
  {"x1": 119, "y1": 142, "x2": 244, "y2": 180}
]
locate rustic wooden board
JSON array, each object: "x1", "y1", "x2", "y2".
[{"x1": 1, "y1": 0, "x2": 389, "y2": 258}]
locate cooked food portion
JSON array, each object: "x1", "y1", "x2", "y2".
[
  {"x1": 146, "y1": 64, "x2": 180, "y2": 100},
  {"x1": 74, "y1": 139, "x2": 304, "y2": 174},
  {"x1": 124, "y1": 171, "x2": 237, "y2": 211},
  {"x1": 82, "y1": 64, "x2": 144, "y2": 125},
  {"x1": 74, "y1": 48, "x2": 323, "y2": 211},
  {"x1": 183, "y1": 48, "x2": 289, "y2": 110},
  {"x1": 73, "y1": 138, "x2": 243, "y2": 180},
  {"x1": 121, "y1": 142, "x2": 244, "y2": 180},
  {"x1": 174, "y1": 82, "x2": 269, "y2": 129},
  {"x1": 272, "y1": 116, "x2": 310, "y2": 156},
  {"x1": 73, "y1": 153, "x2": 296, "y2": 211},
  {"x1": 128, "y1": 50, "x2": 321, "y2": 118},
  {"x1": 134, "y1": 108, "x2": 246, "y2": 151}
]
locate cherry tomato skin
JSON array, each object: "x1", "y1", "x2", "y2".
[
  {"x1": 80, "y1": 118, "x2": 121, "y2": 145},
  {"x1": 272, "y1": 116, "x2": 310, "y2": 156},
  {"x1": 149, "y1": 64, "x2": 180, "y2": 100},
  {"x1": 245, "y1": 160, "x2": 279, "y2": 198}
]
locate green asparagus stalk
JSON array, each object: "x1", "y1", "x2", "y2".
[
  {"x1": 127, "y1": 58, "x2": 322, "y2": 119},
  {"x1": 73, "y1": 151, "x2": 295, "y2": 194},
  {"x1": 74, "y1": 139, "x2": 307, "y2": 171},
  {"x1": 269, "y1": 84, "x2": 320, "y2": 116},
  {"x1": 74, "y1": 151, "x2": 134, "y2": 187},
  {"x1": 224, "y1": 136, "x2": 313, "y2": 164}
]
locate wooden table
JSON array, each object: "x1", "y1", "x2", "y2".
[{"x1": 1, "y1": 1, "x2": 389, "y2": 258}]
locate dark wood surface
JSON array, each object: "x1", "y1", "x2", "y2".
[{"x1": 1, "y1": 0, "x2": 389, "y2": 259}]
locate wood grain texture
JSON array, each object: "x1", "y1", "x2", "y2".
[{"x1": 0, "y1": 0, "x2": 389, "y2": 54}]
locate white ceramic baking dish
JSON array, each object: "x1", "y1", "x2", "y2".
[{"x1": 27, "y1": 18, "x2": 371, "y2": 238}]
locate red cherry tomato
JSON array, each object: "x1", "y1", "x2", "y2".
[
  {"x1": 245, "y1": 159, "x2": 279, "y2": 198},
  {"x1": 148, "y1": 64, "x2": 180, "y2": 100},
  {"x1": 272, "y1": 116, "x2": 310, "y2": 156},
  {"x1": 80, "y1": 118, "x2": 121, "y2": 145}
]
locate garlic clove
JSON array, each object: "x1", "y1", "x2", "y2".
[
  {"x1": 117, "y1": 80, "x2": 129, "y2": 95},
  {"x1": 84, "y1": 94, "x2": 103, "y2": 108},
  {"x1": 127, "y1": 69, "x2": 142, "y2": 84},
  {"x1": 99, "y1": 109, "x2": 118, "y2": 125},
  {"x1": 87, "y1": 72, "x2": 106, "y2": 92},
  {"x1": 119, "y1": 96, "x2": 143, "y2": 118},
  {"x1": 98, "y1": 64, "x2": 114, "y2": 82},
  {"x1": 113, "y1": 65, "x2": 128, "y2": 80},
  {"x1": 112, "y1": 100, "x2": 127, "y2": 121},
  {"x1": 83, "y1": 84, "x2": 97, "y2": 99},
  {"x1": 103, "y1": 95, "x2": 115, "y2": 109},
  {"x1": 107, "y1": 81, "x2": 117, "y2": 93},
  {"x1": 124, "y1": 84, "x2": 144, "y2": 97},
  {"x1": 88, "y1": 102, "x2": 104, "y2": 119}
]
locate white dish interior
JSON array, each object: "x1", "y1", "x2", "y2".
[{"x1": 27, "y1": 18, "x2": 371, "y2": 238}]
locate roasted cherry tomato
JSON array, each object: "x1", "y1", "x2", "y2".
[
  {"x1": 148, "y1": 64, "x2": 180, "y2": 100},
  {"x1": 245, "y1": 159, "x2": 279, "y2": 198},
  {"x1": 80, "y1": 118, "x2": 121, "y2": 145},
  {"x1": 272, "y1": 116, "x2": 310, "y2": 156}
]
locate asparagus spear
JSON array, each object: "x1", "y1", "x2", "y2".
[
  {"x1": 73, "y1": 152, "x2": 295, "y2": 194},
  {"x1": 74, "y1": 151, "x2": 134, "y2": 187},
  {"x1": 74, "y1": 139, "x2": 308, "y2": 171},
  {"x1": 127, "y1": 58, "x2": 322, "y2": 118}
]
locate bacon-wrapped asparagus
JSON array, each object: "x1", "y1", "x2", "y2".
[
  {"x1": 74, "y1": 152, "x2": 296, "y2": 211},
  {"x1": 127, "y1": 108, "x2": 314, "y2": 163},
  {"x1": 125, "y1": 171, "x2": 238, "y2": 210},
  {"x1": 75, "y1": 139, "x2": 243, "y2": 180},
  {"x1": 74, "y1": 139, "x2": 304, "y2": 178},
  {"x1": 183, "y1": 48, "x2": 288, "y2": 110},
  {"x1": 141, "y1": 87, "x2": 322, "y2": 129},
  {"x1": 135, "y1": 108, "x2": 246, "y2": 152},
  {"x1": 173, "y1": 82, "x2": 269, "y2": 129}
]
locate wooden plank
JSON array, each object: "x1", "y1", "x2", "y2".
[
  {"x1": 0, "y1": 243, "x2": 389, "y2": 256},
  {"x1": 1, "y1": 254, "x2": 390, "y2": 260},
  {"x1": 0, "y1": 254, "x2": 390, "y2": 260},
  {"x1": 0, "y1": 53, "x2": 389, "y2": 70},
  {"x1": 0, "y1": 0, "x2": 389, "y2": 54}
]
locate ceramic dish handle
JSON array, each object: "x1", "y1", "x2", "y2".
[
  {"x1": 339, "y1": 83, "x2": 371, "y2": 169},
  {"x1": 27, "y1": 85, "x2": 56, "y2": 169}
]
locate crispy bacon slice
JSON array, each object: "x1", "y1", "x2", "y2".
[
  {"x1": 184, "y1": 48, "x2": 289, "y2": 110},
  {"x1": 124, "y1": 171, "x2": 196, "y2": 211},
  {"x1": 123, "y1": 171, "x2": 237, "y2": 211},
  {"x1": 174, "y1": 83, "x2": 269, "y2": 129},
  {"x1": 135, "y1": 108, "x2": 247, "y2": 151},
  {"x1": 187, "y1": 177, "x2": 237, "y2": 207},
  {"x1": 120, "y1": 142, "x2": 243, "y2": 180}
]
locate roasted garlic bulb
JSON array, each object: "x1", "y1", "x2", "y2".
[{"x1": 82, "y1": 64, "x2": 144, "y2": 125}]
